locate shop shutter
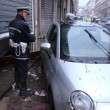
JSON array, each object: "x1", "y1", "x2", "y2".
[
  {"x1": 0, "y1": 0, "x2": 31, "y2": 34},
  {"x1": 42, "y1": 0, "x2": 54, "y2": 34},
  {"x1": 0, "y1": 0, "x2": 32, "y2": 57}
]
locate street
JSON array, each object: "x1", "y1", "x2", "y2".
[{"x1": 0, "y1": 51, "x2": 51, "y2": 110}]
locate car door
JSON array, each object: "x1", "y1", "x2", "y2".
[
  {"x1": 48, "y1": 25, "x2": 68, "y2": 110},
  {"x1": 42, "y1": 24, "x2": 58, "y2": 85},
  {"x1": 42, "y1": 24, "x2": 65, "y2": 110}
]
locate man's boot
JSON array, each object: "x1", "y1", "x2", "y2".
[
  {"x1": 19, "y1": 80, "x2": 32, "y2": 99},
  {"x1": 14, "y1": 80, "x2": 20, "y2": 90},
  {"x1": 14, "y1": 71, "x2": 20, "y2": 90}
]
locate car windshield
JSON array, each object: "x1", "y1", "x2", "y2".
[
  {"x1": 61, "y1": 25, "x2": 110, "y2": 61},
  {"x1": 106, "y1": 18, "x2": 110, "y2": 23}
]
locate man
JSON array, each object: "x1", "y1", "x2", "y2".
[
  {"x1": 8, "y1": 7, "x2": 36, "y2": 98},
  {"x1": 65, "y1": 13, "x2": 78, "y2": 22}
]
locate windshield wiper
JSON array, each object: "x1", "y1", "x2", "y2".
[
  {"x1": 103, "y1": 29, "x2": 110, "y2": 35},
  {"x1": 85, "y1": 29, "x2": 97, "y2": 42},
  {"x1": 84, "y1": 29, "x2": 110, "y2": 57}
]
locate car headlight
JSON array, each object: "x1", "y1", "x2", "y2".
[{"x1": 70, "y1": 90, "x2": 94, "y2": 110}]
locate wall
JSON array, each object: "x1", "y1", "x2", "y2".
[
  {"x1": 0, "y1": 0, "x2": 32, "y2": 57},
  {"x1": 0, "y1": 0, "x2": 31, "y2": 34}
]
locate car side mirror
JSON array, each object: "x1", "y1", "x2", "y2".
[
  {"x1": 40, "y1": 42, "x2": 51, "y2": 51},
  {"x1": 40, "y1": 43, "x2": 52, "y2": 58}
]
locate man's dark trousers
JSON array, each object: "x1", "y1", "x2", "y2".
[{"x1": 13, "y1": 59, "x2": 28, "y2": 89}]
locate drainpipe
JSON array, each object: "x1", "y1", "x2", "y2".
[
  {"x1": 31, "y1": 0, "x2": 35, "y2": 51},
  {"x1": 32, "y1": 0, "x2": 35, "y2": 33},
  {"x1": 67, "y1": 0, "x2": 70, "y2": 13},
  {"x1": 60, "y1": 0, "x2": 61, "y2": 20},
  {"x1": 72, "y1": 0, "x2": 78, "y2": 15}
]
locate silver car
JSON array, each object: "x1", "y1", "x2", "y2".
[{"x1": 40, "y1": 20, "x2": 110, "y2": 110}]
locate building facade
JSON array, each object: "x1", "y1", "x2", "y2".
[
  {"x1": 95, "y1": 0, "x2": 110, "y2": 19},
  {"x1": 33, "y1": 0, "x2": 79, "y2": 51},
  {"x1": 81, "y1": 0, "x2": 110, "y2": 20},
  {"x1": 0, "y1": 0, "x2": 32, "y2": 57},
  {"x1": 0, "y1": 0, "x2": 79, "y2": 56}
]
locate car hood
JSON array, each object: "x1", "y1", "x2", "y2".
[{"x1": 58, "y1": 60, "x2": 110, "y2": 102}]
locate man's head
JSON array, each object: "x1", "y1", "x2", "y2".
[
  {"x1": 17, "y1": 7, "x2": 30, "y2": 20},
  {"x1": 66, "y1": 13, "x2": 75, "y2": 20}
]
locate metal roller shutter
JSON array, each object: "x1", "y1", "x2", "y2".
[
  {"x1": 0, "y1": 0, "x2": 31, "y2": 34},
  {"x1": 0, "y1": 0, "x2": 32, "y2": 57},
  {"x1": 43, "y1": 0, "x2": 54, "y2": 34}
]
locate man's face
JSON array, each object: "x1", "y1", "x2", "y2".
[{"x1": 22, "y1": 11, "x2": 29, "y2": 21}]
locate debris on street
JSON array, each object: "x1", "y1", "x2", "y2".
[{"x1": 0, "y1": 53, "x2": 51, "y2": 110}]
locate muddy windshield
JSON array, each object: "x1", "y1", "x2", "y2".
[{"x1": 61, "y1": 26, "x2": 110, "y2": 60}]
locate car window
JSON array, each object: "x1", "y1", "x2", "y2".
[
  {"x1": 48, "y1": 25, "x2": 57, "y2": 56},
  {"x1": 106, "y1": 18, "x2": 110, "y2": 23},
  {"x1": 61, "y1": 26, "x2": 110, "y2": 60}
]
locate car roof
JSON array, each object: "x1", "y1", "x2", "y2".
[{"x1": 58, "y1": 20, "x2": 103, "y2": 28}]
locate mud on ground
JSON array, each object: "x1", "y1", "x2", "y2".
[{"x1": 0, "y1": 58, "x2": 51, "y2": 110}]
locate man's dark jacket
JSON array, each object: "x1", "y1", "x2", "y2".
[{"x1": 8, "y1": 14, "x2": 36, "y2": 59}]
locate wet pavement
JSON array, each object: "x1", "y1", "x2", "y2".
[{"x1": 0, "y1": 51, "x2": 51, "y2": 110}]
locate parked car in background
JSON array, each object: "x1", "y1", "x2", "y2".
[{"x1": 40, "y1": 20, "x2": 110, "y2": 110}]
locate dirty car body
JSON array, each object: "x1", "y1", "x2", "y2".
[{"x1": 40, "y1": 20, "x2": 110, "y2": 110}]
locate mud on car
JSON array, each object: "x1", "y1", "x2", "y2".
[{"x1": 40, "y1": 20, "x2": 110, "y2": 110}]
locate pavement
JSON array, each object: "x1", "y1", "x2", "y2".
[
  {"x1": 0, "y1": 60, "x2": 14, "y2": 100},
  {"x1": 0, "y1": 51, "x2": 51, "y2": 110}
]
